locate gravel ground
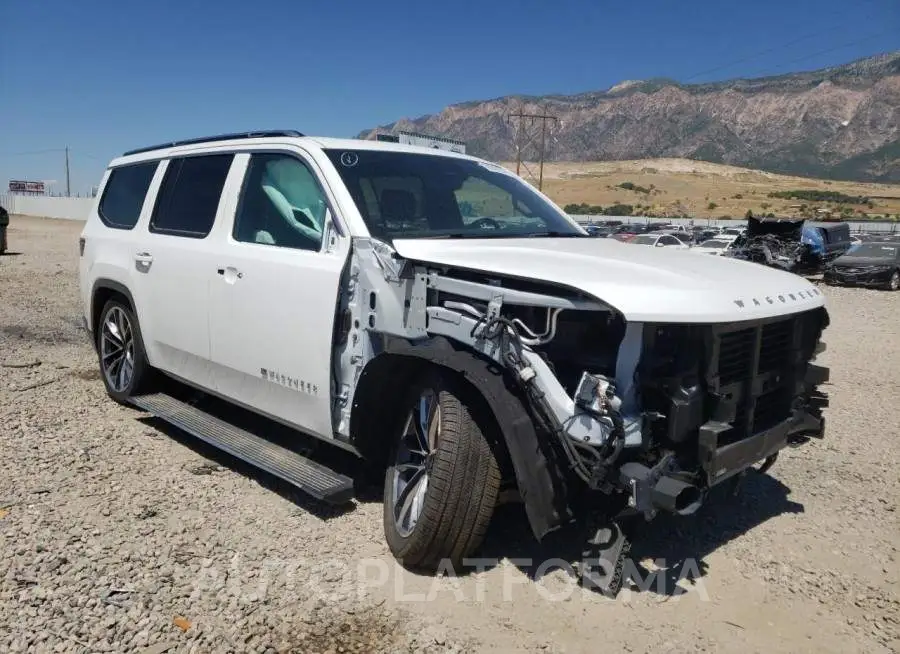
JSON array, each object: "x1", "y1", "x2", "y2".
[{"x1": 1, "y1": 215, "x2": 898, "y2": 654}]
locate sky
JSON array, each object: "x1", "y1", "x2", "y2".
[{"x1": 1, "y1": 0, "x2": 898, "y2": 195}]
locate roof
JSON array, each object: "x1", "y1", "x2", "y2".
[{"x1": 112, "y1": 132, "x2": 479, "y2": 168}]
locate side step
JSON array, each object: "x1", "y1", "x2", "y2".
[{"x1": 129, "y1": 393, "x2": 354, "y2": 505}]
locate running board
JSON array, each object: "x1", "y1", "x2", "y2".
[{"x1": 129, "y1": 393, "x2": 354, "y2": 505}]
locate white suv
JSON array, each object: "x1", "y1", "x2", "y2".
[{"x1": 79, "y1": 130, "x2": 830, "y2": 595}]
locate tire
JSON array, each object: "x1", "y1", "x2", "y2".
[
  {"x1": 383, "y1": 370, "x2": 501, "y2": 571},
  {"x1": 887, "y1": 271, "x2": 900, "y2": 291},
  {"x1": 96, "y1": 298, "x2": 155, "y2": 403}
]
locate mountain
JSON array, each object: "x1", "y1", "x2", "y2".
[{"x1": 358, "y1": 52, "x2": 900, "y2": 183}]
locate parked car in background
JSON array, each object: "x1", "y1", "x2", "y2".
[
  {"x1": 630, "y1": 233, "x2": 690, "y2": 249},
  {"x1": 0, "y1": 204, "x2": 8, "y2": 254},
  {"x1": 824, "y1": 242, "x2": 900, "y2": 290},
  {"x1": 731, "y1": 216, "x2": 849, "y2": 275},
  {"x1": 692, "y1": 227, "x2": 720, "y2": 244},
  {"x1": 691, "y1": 237, "x2": 738, "y2": 256},
  {"x1": 612, "y1": 222, "x2": 651, "y2": 242},
  {"x1": 584, "y1": 225, "x2": 614, "y2": 238}
]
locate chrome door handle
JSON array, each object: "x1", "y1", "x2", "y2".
[
  {"x1": 217, "y1": 266, "x2": 243, "y2": 282},
  {"x1": 134, "y1": 252, "x2": 153, "y2": 271}
]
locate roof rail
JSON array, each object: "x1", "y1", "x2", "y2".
[{"x1": 122, "y1": 130, "x2": 304, "y2": 156}]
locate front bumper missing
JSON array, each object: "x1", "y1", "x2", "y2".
[{"x1": 700, "y1": 363, "x2": 829, "y2": 485}]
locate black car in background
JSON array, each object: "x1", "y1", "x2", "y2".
[{"x1": 824, "y1": 242, "x2": 900, "y2": 291}]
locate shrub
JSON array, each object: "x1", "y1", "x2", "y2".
[
  {"x1": 617, "y1": 182, "x2": 652, "y2": 194},
  {"x1": 768, "y1": 190, "x2": 868, "y2": 204}
]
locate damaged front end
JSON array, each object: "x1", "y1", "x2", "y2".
[
  {"x1": 732, "y1": 215, "x2": 822, "y2": 274},
  {"x1": 337, "y1": 237, "x2": 829, "y2": 594}
]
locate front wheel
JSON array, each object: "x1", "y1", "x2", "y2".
[
  {"x1": 383, "y1": 371, "x2": 501, "y2": 571},
  {"x1": 97, "y1": 299, "x2": 155, "y2": 403},
  {"x1": 887, "y1": 271, "x2": 900, "y2": 291}
]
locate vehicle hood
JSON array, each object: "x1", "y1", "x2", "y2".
[
  {"x1": 832, "y1": 255, "x2": 896, "y2": 267},
  {"x1": 747, "y1": 216, "x2": 804, "y2": 241},
  {"x1": 392, "y1": 237, "x2": 825, "y2": 323}
]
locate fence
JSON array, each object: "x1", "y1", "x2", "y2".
[
  {"x1": 0, "y1": 193, "x2": 94, "y2": 221},
  {"x1": 573, "y1": 214, "x2": 899, "y2": 234}
]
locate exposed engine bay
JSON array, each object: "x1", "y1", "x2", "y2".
[
  {"x1": 337, "y1": 237, "x2": 830, "y2": 595},
  {"x1": 732, "y1": 215, "x2": 820, "y2": 273}
]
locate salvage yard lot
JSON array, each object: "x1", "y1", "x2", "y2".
[{"x1": 1, "y1": 215, "x2": 898, "y2": 654}]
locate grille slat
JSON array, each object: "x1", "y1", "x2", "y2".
[
  {"x1": 758, "y1": 320, "x2": 795, "y2": 373},
  {"x1": 717, "y1": 327, "x2": 755, "y2": 385},
  {"x1": 714, "y1": 315, "x2": 802, "y2": 440}
]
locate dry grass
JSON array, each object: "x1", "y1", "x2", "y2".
[{"x1": 501, "y1": 158, "x2": 900, "y2": 219}]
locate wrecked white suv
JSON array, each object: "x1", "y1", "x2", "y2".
[{"x1": 79, "y1": 130, "x2": 829, "y2": 595}]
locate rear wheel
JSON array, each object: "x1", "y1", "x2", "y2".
[
  {"x1": 887, "y1": 271, "x2": 899, "y2": 291},
  {"x1": 97, "y1": 299, "x2": 155, "y2": 403},
  {"x1": 383, "y1": 370, "x2": 501, "y2": 570}
]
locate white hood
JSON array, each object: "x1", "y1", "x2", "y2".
[{"x1": 392, "y1": 237, "x2": 826, "y2": 323}]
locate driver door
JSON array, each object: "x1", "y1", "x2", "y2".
[{"x1": 207, "y1": 150, "x2": 349, "y2": 441}]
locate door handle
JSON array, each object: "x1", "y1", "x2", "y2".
[
  {"x1": 134, "y1": 252, "x2": 153, "y2": 271},
  {"x1": 217, "y1": 266, "x2": 243, "y2": 282}
]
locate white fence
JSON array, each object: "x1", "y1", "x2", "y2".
[
  {"x1": 573, "y1": 214, "x2": 900, "y2": 234},
  {"x1": 0, "y1": 193, "x2": 94, "y2": 221}
]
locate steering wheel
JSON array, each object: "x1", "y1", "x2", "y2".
[{"x1": 469, "y1": 217, "x2": 502, "y2": 230}]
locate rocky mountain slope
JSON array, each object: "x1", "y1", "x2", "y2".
[{"x1": 359, "y1": 51, "x2": 900, "y2": 182}]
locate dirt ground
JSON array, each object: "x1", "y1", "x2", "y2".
[
  {"x1": 1, "y1": 215, "x2": 898, "y2": 654},
  {"x1": 501, "y1": 158, "x2": 900, "y2": 220}
]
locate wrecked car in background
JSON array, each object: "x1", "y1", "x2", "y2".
[{"x1": 732, "y1": 215, "x2": 851, "y2": 274}]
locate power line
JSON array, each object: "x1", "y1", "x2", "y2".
[{"x1": 743, "y1": 29, "x2": 898, "y2": 79}]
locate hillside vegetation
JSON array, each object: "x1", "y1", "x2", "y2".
[{"x1": 504, "y1": 158, "x2": 900, "y2": 219}]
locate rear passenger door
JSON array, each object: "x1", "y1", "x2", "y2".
[
  {"x1": 135, "y1": 153, "x2": 237, "y2": 389},
  {"x1": 207, "y1": 150, "x2": 349, "y2": 441}
]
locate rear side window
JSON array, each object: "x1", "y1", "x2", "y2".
[
  {"x1": 98, "y1": 162, "x2": 158, "y2": 229},
  {"x1": 150, "y1": 154, "x2": 234, "y2": 238}
]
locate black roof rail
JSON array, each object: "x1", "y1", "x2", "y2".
[{"x1": 122, "y1": 130, "x2": 304, "y2": 156}]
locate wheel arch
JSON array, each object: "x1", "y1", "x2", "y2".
[
  {"x1": 90, "y1": 279, "x2": 137, "y2": 349},
  {"x1": 350, "y1": 335, "x2": 574, "y2": 541}
]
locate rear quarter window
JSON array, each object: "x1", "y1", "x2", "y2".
[{"x1": 97, "y1": 162, "x2": 159, "y2": 229}]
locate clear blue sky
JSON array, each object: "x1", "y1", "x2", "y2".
[{"x1": 1, "y1": 0, "x2": 898, "y2": 195}]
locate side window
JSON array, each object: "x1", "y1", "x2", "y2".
[
  {"x1": 97, "y1": 162, "x2": 158, "y2": 229},
  {"x1": 233, "y1": 153, "x2": 328, "y2": 251},
  {"x1": 150, "y1": 154, "x2": 234, "y2": 238}
]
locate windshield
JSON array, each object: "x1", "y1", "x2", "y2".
[
  {"x1": 323, "y1": 149, "x2": 583, "y2": 241},
  {"x1": 632, "y1": 235, "x2": 657, "y2": 245},
  {"x1": 701, "y1": 239, "x2": 728, "y2": 249},
  {"x1": 848, "y1": 243, "x2": 898, "y2": 258}
]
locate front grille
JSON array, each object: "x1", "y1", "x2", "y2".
[
  {"x1": 717, "y1": 327, "x2": 755, "y2": 385},
  {"x1": 712, "y1": 310, "x2": 822, "y2": 440},
  {"x1": 759, "y1": 319, "x2": 795, "y2": 373},
  {"x1": 752, "y1": 388, "x2": 793, "y2": 432}
]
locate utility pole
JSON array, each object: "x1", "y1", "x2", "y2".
[
  {"x1": 506, "y1": 111, "x2": 557, "y2": 190},
  {"x1": 65, "y1": 147, "x2": 71, "y2": 197}
]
